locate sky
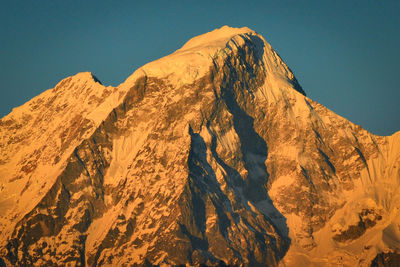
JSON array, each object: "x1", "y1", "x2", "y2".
[{"x1": 1, "y1": 1, "x2": 399, "y2": 136}]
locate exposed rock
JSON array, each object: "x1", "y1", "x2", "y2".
[
  {"x1": 0, "y1": 26, "x2": 399, "y2": 266},
  {"x1": 371, "y1": 252, "x2": 400, "y2": 267}
]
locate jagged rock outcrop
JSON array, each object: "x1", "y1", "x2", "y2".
[{"x1": 0, "y1": 26, "x2": 399, "y2": 266}]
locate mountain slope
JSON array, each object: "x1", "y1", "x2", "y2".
[{"x1": 0, "y1": 26, "x2": 399, "y2": 266}]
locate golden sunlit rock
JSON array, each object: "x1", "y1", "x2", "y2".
[{"x1": 0, "y1": 26, "x2": 399, "y2": 266}]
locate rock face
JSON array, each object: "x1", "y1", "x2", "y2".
[{"x1": 0, "y1": 26, "x2": 399, "y2": 266}]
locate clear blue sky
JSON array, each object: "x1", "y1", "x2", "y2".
[{"x1": 1, "y1": 1, "x2": 399, "y2": 135}]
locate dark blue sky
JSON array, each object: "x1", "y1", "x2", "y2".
[{"x1": 1, "y1": 1, "x2": 399, "y2": 135}]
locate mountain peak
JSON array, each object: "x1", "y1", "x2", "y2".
[
  {"x1": 126, "y1": 25, "x2": 306, "y2": 96},
  {"x1": 178, "y1": 25, "x2": 255, "y2": 52},
  {"x1": 64, "y1": 72, "x2": 103, "y2": 85},
  {"x1": 1, "y1": 26, "x2": 398, "y2": 266}
]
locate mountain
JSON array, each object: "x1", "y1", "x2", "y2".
[{"x1": 0, "y1": 26, "x2": 399, "y2": 267}]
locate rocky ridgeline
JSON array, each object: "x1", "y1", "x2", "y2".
[{"x1": 0, "y1": 26, "x2": 399, "y2": 266}]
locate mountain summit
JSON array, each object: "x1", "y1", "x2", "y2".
[{"x1": 0, "y1": 26, "x2": 399, "y2": 266}]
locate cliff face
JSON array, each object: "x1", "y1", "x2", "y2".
[{"x1": 0, "y1": 26, "x2": 399, "y2": 266}]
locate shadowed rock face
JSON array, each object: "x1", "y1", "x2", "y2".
[
  {"x1": 0, "y1": 26, "x2": 399, "y2": 266},
  {"x1": 371, "y1": 252, "x2": 400, "y2": 267}
]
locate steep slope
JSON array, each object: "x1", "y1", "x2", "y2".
[
  {"x1": 0, "y1": 72, "x2": 120, "y2": 246},
  {"x1": 0, "y1": 26, "x2": 399, "y2": 266}
]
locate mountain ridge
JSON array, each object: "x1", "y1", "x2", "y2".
[{"x1": 0, "y1": 26, "x2": 399, "y2": 266}]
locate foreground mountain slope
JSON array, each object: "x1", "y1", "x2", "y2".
[{"x1": 0, "y1": 26, "x2": 399, "y2": 266}]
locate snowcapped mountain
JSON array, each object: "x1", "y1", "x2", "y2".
[{"x1": 0, "y1": 26, "x2": 399, "y2": 266}]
